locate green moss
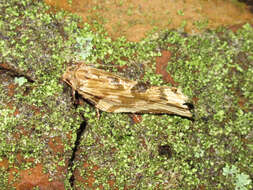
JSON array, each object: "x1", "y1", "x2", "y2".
[
  {"x1": 0, "y1": 168, "x2": 15, "y2": 190},
  {"x1": 0, "y1": 0, "x2": 87, "y2": 186},
  {"x1": 73, "y1": 24, "x2": 252, "y2": 189},
  {"x1": 156, "y1": 26, "x2": 253, "y2": 189},
  {"x1": 0, "y1": 0, "x2": 252, "y2": 189}
]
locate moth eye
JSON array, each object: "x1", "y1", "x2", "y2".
[{"x1": 68, "y1": 66, "x2": 76, "y2": 72}]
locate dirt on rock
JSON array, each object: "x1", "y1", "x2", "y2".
[{"x1": 45, "y1": 0, "x2": 253, "y2": 41}]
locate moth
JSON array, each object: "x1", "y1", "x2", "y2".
[{"x1": 62, "y1": 63, "x2": 192, "y2": 118}]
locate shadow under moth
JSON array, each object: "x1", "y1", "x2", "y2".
[{"x1": 62, "y1": 63, "x2": 192, "y2": 118}]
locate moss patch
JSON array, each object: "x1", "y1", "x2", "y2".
[{"x1": 0, "y1": 0, "x2": 252, "y2": 189}]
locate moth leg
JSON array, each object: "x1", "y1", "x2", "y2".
[
  {"x1": 72, "y1": 89, "x2": 79, "y2": 105},
  {"x1": 96, "y1": 108, "x2": 100, "y2": 120}
]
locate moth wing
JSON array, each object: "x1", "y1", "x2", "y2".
[
  {"x1": 95, "y1": 87, "x2": 192, "y2": 118},
  {"x1": 74, "y1": 65, "x2": 192, "y2": 118}
]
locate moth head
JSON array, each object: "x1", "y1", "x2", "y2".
[{"x1": 62, "y1": 66, "x2": 77, "y2": 89}]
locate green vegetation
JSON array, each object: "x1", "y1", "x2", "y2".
[
  {"x1": 223, "y1": 165, "x2": 251, "y2": 190},
  {"x1": 0, "y1": 0, "x2": 252, "y2": 189}
]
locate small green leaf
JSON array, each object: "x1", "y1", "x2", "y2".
[
  {"x1": 235, "y1": 173, "x2": 251, "y2": 189},
  {"x1": 14, "y1": 77, "x2": 27, "y2": 86}
]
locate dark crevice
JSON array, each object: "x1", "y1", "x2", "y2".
[
  {"x1": 158, "y1": 144, "x2": 173, "y2": 159},
  {"x1": 238, "y1": 0, "x2": 253, "y2": 13},
  {"x1": 238, "y1": 0, "x2": 253, "y2": 6},
  {"x1": 0, "y1": 64, "x2": 34, "y2": 83},
  {"x1": 68, "y1": 120, "x2": 87, "y2": 188}
]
